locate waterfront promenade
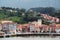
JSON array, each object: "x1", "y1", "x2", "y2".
[{"x1": 0, "y1": 32, "x2": 60, "y2": 38}]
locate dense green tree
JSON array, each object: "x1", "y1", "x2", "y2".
[{"x1": 0, "y1": 7, "x2": 60, "y2": 24}]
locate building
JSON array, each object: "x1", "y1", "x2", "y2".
[
  {"x1": 22, "y1": 24, "x2": 30, "y2": 32},
  {"x1": 0, "y1": 20, "x2": 17, "y2": 34},
  {"x1": 41, "y1": 14, "x2": 60, "y2": 23},
  {"x1": 17, "y1": 24, "x2": 30, "y2": 32},
  {"x1": 0, "y1": 24, "x2": 2, "y2": 31},
  {"x1": 55, "y1": 24, "x2": 60, "y2": 33},
  {"x1": 31, "y1": 19, "x2": 42, "y2": 26},
  {"x1": 34, "y1": 25, "x2": 40, "y2": 32},
  {"x1": 2, "y1": 23, "x2": 9, "y2": 34},
  {"x1": 0, "y1": 31, "x2": 5, "y2": 36},
  {"x1": 29, "y1": 19, "x2": 42, "y2": 32},
  {"x1": 49, "y1": 23, "x2": 56, "y2": 33},
  {"x1": 37, "y1": 19, "x2": 42, "y2": 26},
  {"x1": 8, "y1": 23, "x2": 17, "y2": 34},
  {"x1": 29, "y1": 24, "x2": 35, "y2": 32},
  {"x1": 7, "y1": 10, "x2": 17, "y2": 12},
  {"x1": 17, "y1": 24, "x2": 23, "y2": 32},
  {"x1": 56, "y1": 18, "x2": 59, "y2": 23},
  {"x1": 40, "y1": 24, "x2": 49, "y2": 33}
]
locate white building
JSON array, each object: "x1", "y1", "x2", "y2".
[
  {"x1": 0, "y1": 20, "x2": 17, "y2": 34},
  {"x1": 8, "y1": 23, "x2": 17, "y2": 34},
  {"x1": 55, "y1": 29, "x2": 60, "y2": 33},
  {"x1": 55, "y1": 24, "x2": 60, "y2": 33},
  {"x1": 29, "y1": 24, "x2": 35, "y2": 32},
  {"x1": 37, "y1": 19, "x2": 42, "y2": 26},
  {"x1": 56, "y1": 18, "x2": 59, "y2": 23},
  {"x1": 7, "y1": 10, "x2": 17, "y2": 12}
]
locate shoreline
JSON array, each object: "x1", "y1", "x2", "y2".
[{"x1": 0, "y1": 33, "x2": 60, "y2": 38}]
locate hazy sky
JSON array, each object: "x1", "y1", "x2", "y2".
[{"x1": 0, "y1": 0, "x2": 60, "y2": 9}]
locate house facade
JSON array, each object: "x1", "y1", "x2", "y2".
[
  {"x1": 8, "y1": 23, "x2": 17, "y2": 34},
  {"x1": 55, "y1": 24, "x2": 60, "y2": 33},
  {"x1": 0, "y1": 20, "x2": 17, "y2": 34}
]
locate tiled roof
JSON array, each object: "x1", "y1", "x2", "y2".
[{"x1": 0, "y1": 20, "x2": 13, "y2": 24}]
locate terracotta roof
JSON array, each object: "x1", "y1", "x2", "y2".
[{"x1": 0, "y1": 20, "x2": 13, "y2": 24}]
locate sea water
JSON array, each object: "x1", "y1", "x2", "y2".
[{"x1": 0, "y1": 36, "x2": 60, "y2": 40}]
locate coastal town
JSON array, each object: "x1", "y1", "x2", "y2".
[
  {"x1": 0, "y1": 7, "x2": 60, "y2": 37},
  {"x1": 0, "y1": 0, "x2": 60, "y2": 40},
  {"x1": 0, "y1": 13, "x2": 60, "y2": 37}
]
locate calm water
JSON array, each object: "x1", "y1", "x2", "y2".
[{"x1": 0, "y1": 36, "x2": 60, "y2": 40}]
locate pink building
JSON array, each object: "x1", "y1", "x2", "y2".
[
  {"x1": 40, "y1": 24, "x2": 49, "y2": 32},
  {"x1": 49, "y1": 23, "x2": 56, "y2": 33}
]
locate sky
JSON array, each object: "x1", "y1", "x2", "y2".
[{"x1": 0, "y1": 0, "x2": 60, "y2": 9}]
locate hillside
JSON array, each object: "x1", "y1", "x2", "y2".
[
  {"x1": 28, "y1": 7, "x2": 60, "y2": 18},
  {"x1": 0, "y1": 7, "x2": 60, "y2": 24}
]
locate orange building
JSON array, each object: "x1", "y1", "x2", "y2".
[
  {"x1": 17, "y1": 24, "x2": 30, "y2": 32},
  {"x1": 55, "y1": 24, "x2": 60, "y2": 33},
  {"x1": 17, "y1": 24, "x2": 23, "y2": 32}
]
